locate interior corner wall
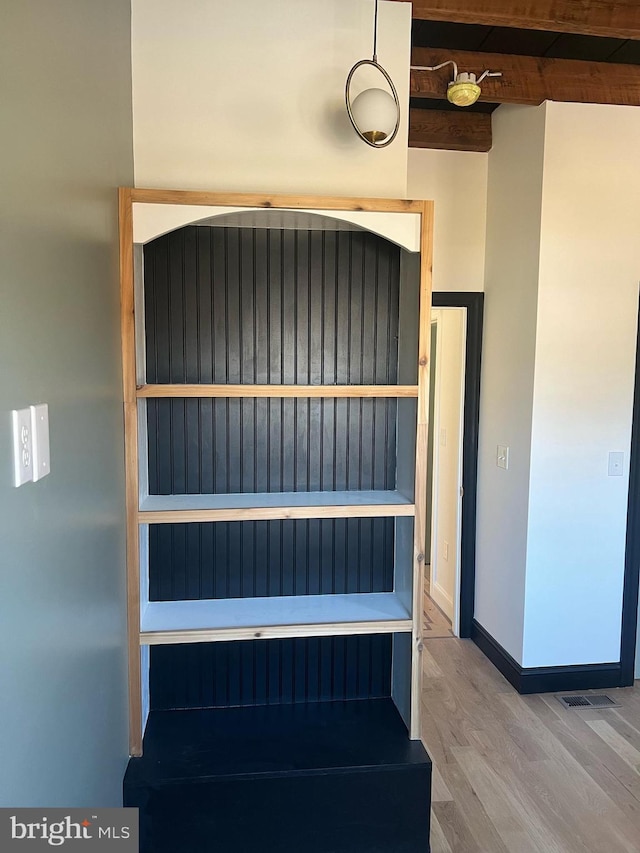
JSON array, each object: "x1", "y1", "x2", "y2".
[
  {"x1": 131, "y1": 0, "x2": 410, "y2": 198},
  {"x1": 474, "y1": 104, "x2": 547, "y2": 663},
  {"x1": 407, "y1": 149, "x2": 488, "y2": 292},
  {"x1": 522, "y1": 102, "x2": 640, "y2": 668},
  {"x1": 0, "y1": 1, "x2": 133, "y2": 805}
]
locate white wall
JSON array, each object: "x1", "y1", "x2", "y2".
[
  {"x1": 131, "y1": 0, "x2": 410, "y2": 197},
  {"x1": 522, "y1": 102, "x2": 640, "y2": 667},
  {"x1": 475, "y1": 104, "x2": 547, "y2": 663},
  {"x1": 1, "y1": 0, "x2": 132, "y2": 804},
  {"x1": 407, "y1": 149, "x2": 488, "y2": 292},
  {"x1": 477, "y1": 101, "x2": 640, "y2": 670}
]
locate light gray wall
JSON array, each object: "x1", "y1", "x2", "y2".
[
  {"x1": 474, "y1": 104, "x2": 546, "y2": 663},
  {"x1": 0, "y1": 1, "x2": 133, "y2": 805}
]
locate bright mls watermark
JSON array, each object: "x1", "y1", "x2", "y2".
[{"x1": 0, "y1": 810, "x2": 138, "y2": 850}]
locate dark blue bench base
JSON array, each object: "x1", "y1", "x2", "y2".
[{"x1": 124, "y1": 699, "x2": 432, "y2": 853}]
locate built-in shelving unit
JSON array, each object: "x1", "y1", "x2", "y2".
[{"x1": 119, "y1": 189, "x2": 433, "y2": 759}]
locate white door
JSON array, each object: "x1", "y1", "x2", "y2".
[{"x1": 429, "y1": 308, "x2": 466, "y2": 632}]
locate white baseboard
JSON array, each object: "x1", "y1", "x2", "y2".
[{"x1": 430, "y1": 580, "x2": 454, "y2": 621}]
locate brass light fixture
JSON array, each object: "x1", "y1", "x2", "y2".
[
  {"x1": 345, "y1": 0, "x2": 400, "y2": 148},
  {"x1": 412, "y1": 59, "x2": 502, "y2": 107}
]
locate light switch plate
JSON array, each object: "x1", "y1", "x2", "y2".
[
  {"x1": 30, "y1": 403, "x2": 50, "y2": 481},
  {"x1": 497, "y1": 444, "x2": 509, "y2": 470},
  {"x1": 12, "y1": 408, "x2": 33, "y2": 486}
]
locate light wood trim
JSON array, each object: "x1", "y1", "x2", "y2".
[
  {"x1": 410, "y1": 200, "x2": 434, "y2": 739},
  {"x1": 139, "y1": 503, "x2": 416, "y2": 525},
  {"x1": 129, "y1": 188, "x2": 423, "y2": 213},
  {"x1": 409, "y1": 108, "x2": 492, "y2": 153},
  {"x1": 397, "y1": 0, "x2": 640, "y2": 39},
  {"x1": 411, "y1": 47, "x2": 640, "y2": 108},
  {"x1": 119, "y1": 188, "x2": 143, "y2": 757},
  {"x1": 120, "y1": 190, "x2": 136, "y2": 401},
  {"x1": 417, "y1": 202, "x2": 434, "y2": 430},
  {"x1": 141, "y1": 619, "x2": 413, "y2": 646},
  {"x1": 137, "y1": 383, "x2": 419, "y2": 399}
]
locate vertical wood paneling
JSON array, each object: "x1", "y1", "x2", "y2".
[
  {"x1": 143, "y1": 221, "x2": 405, "y2": 716},
  {"x1": 146, "y1": 397, "x2": 397, "y2": 495},
  {"x1": 144, "y1": 224, "x2": 401, "y2": 497},
  {"x1": 149, "y1": 519, "x2": 395, "y2": 601},
  {"x1": 144, "y1": 226, "x2": 400, "y2": 386},
  {"x1": 150, "y1": 635, "x2": 392, "y2": 711}
]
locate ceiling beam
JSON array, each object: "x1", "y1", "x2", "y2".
[
  {"x1": 411, "y1": 47, "x2": 640, "y2": 106},
  {"x1": 408, "y1": 108, "x2": 492, "y2": 151},
  {"x1": 393, "y1": 1, "x2": 640, "y2": 39}
]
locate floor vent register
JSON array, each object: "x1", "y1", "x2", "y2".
[{"x1": 556, "y1": 694, "x2": 620, "y2": 710}]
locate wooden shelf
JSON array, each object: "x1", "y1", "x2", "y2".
[
  {"x1": 140, "y1": 592, "x2": 412, "y2": 645},
  {"x1": 138, "y1": 490, "x2": 415, "y2": 523},
  {"x1": 137, "y1": 384, "x2": 419, "y2": 399}
]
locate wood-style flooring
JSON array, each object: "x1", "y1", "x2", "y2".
[
  {"x1": 421, "y1": 638, "x2": 640, "y2": 853},
  {"x1": 423, "y1": 565, "x2": 454, "y2": 638},
  {"x1": 424, "y1": 590, "x2": 454, "y2": 638}
]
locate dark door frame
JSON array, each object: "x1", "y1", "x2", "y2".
[
  {"x1": 431, "y1": 292, "x2": 484, "y2": 639},
  {"x1": 620, "y1": 291, "x2": 640, "y2": 685}
]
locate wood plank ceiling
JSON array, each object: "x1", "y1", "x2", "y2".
[{"x1": 390, "y1": 1, "x2": 640, "y2": 151}]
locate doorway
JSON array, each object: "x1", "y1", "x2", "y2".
[
  {"x1": 425, "y1": 308, "x2": 465, "y2": 638},
  {"x1": 425, "y1": 293, "x2": 484, "y2": 640}
]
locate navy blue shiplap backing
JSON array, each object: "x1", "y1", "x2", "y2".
[
  {"x1": 144, "y1": 225, "x2": 400, "y2": 386},
  {"x1": 150, "y1": 635, "x2": 393, "y2": 711},
  {"x1": 147, "y1": 396, "x2": 397, "y2": 495},
  {"x1": 149, "y1": 518, "x2": 394, "y2": 601},
  {"x1": 144, "y1": 224, "x2": 402, "y2": 709}
]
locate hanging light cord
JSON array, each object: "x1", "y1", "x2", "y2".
[{"x1": 373, "y1": 0, "x2": 378, "y2": 63}]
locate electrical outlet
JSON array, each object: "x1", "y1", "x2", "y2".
[
  {"x1": 443, "y1": 541, "x2": 449, "y2": 561},
  {"x1": 31, "y1": 403, "x2": 50, "y2": 481},
  {"x1": 12, "y1": 408, "x2": 33, "y2": 486}
]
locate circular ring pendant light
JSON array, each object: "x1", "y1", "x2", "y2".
[{"x1": 345, "y1": 0, "x2": 400, "y2": 148}]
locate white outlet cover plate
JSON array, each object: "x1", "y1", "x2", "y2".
[{"x1": 12, "y1": 408, "x2": 33, "y2": 486}]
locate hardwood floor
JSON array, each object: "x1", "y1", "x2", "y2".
[
  {"x1": 423, "y1": 565, "x2": 454, "y2": 638},
  {"x1": 421, "y1": 639, "x2": 640, "y2": 853},
  {"x1": 424, "y1": 591, "x2": 454, "y2": 638}
]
